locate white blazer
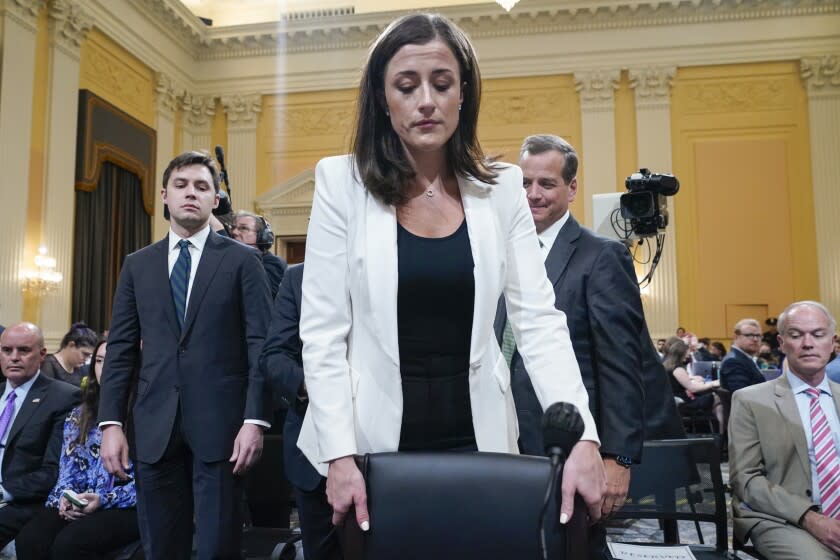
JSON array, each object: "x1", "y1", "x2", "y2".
[{"x1": 298, "y1": 155, "x2": 598, "y2": 475}]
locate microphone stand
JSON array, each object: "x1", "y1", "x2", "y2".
[{"x1": 538, "y1": 452, "x2": 563, "y2": 560}]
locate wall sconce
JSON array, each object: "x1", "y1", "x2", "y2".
[
  {"x1": 496, "y1": 0, "x2": 520, "y2": 11},
  {"x1": 20, "y1": 247, "x2": 63, "y2": 296}
]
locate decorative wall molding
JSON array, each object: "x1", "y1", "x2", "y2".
[
  {"x1": 221, "y1": 93, "x2": 262, "y2": 128},
  {"x1": 801, "y1": 54, "x2": 840, "y2": 98},
  {"x1": 575, "y1": 69, "x2": 620, "y2": 111},
  {"x1": 629, "y1": 66, "x2": 676, "y2": 108},
  {"x1": 181, "y1": 93, "x2": 215, "y2": 129},
  {"x1": 155, "y1": 72, "x2": 183, "y2": 117},
  {"x1": 48, "y1": 0, "x2": 92, "y2": 59},
  {"x1": 271, "y1": 104, "x2": 353, "y2": 137},
  {"x1": 1, "y1": 0, "x2": 46, "y2": 32}
]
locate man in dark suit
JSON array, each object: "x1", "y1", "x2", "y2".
[
  {"x1": 260, "y1": 264, "x2": 339, "y2": 560},
  {"x1": 720, "y1": 318, "x2": 766, "y2": 393},
  {"x1": 494, "y1": 135, "x2": 683, "y2": 532},
  {"x1": 231, "y1": 211, "x2": 288, "y2": 299},
  {"x1": 99, "y1": 151, "x2": 273, "y2": 560},
  {"x1": 0, "y1": 323, "x2": 78, "y2": 547}
]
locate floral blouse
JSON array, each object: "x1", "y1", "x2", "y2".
[{"x1": 45, "y1": 407, "x2": 136, "y2": 510}]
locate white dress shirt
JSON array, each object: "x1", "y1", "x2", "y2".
[
  {"x1": 786, "y1": 370, "x2": 840, "y2": 506},
  {"x1": 168, "y1": 225, "x2": 211, "y2": 309},
  {"x1": 0, "y1": 371, "x2": 42, "y2": 501},
  {"x1": 536, "y1": 209, "x2": 570, "y2": 260}
]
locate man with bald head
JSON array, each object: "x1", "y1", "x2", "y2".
[
  {"x1": 729, "y1": 301, "x2": 840, "y2": 559},
  {"x1": 720, "y1": 318, "x2": 766, "y2": 393},
  {"x1": 0, "y1": 323, "x2": 78, "y2": 547}
]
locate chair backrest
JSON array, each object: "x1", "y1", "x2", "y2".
[
  {"x1": 341, "y1": 451, "x2": 588, "y2": 560},
  {"x1": 613, "y1": 437, "x2": 728, "y2": 552}
]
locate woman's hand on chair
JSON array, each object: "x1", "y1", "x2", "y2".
[{"x1": 327, "y1": 455, "x2": 370, "y2": 531}]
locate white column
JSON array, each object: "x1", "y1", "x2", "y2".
[
  {"x1": 802, "y1": 55, "x2": 840, "y2": 322},
  {"x1": 221, "y1": 93, "x2": 261, "y2": 212},
  {"x1": 629, "y1": 66, "x2": 679, "y2": 339},
  {"x1": 180, "y1": 93, "x2": 215, "y2": 153},
  {"x1": 0, "y1": 0, "x2": 44, "y2": 325},
  {"x1": 154, "y1": 72, "x2": 181, "y2": 241},
  {"x1": 574, "y1": 70, "x2": 620, "y2": 227},
  {"x1": 38, "y1": 0, "x2": 91, "y2": 340}
]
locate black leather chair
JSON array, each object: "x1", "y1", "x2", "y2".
[{"x1": 340, "y1": 451, "x2": 588, "y2": 560}]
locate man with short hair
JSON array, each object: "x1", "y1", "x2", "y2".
[
  {"x1": 720, "y1": 318, "x2": 766, "y2": 392},
  {"x1": 0, "y1": 323, "x2": 78, "y2": 547},
  {"x1": 495, "y1": 134, "x2": 683, "y2": 558},
  {"x1": 231, "y1": 211, "x2": 287, "y2": 298},
  {"x1": 99, "y1": 151, "x2": 273, "y2": 560},
  {"x1": 729, "y1": 301, "x2": 840, "y2": 559}
]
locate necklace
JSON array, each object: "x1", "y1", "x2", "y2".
[{"x1": 426, "y1": 188, "x2": 434, "y2": 197}]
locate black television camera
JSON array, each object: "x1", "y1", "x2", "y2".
[{"x1": 620, "y1": 168, "x2": 679, "y2": 238}]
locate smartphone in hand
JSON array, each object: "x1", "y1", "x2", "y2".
[{"x1": 62, "y1": 489, "x2": 89, "y2": 508}]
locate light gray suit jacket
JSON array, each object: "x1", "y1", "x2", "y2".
[{"x1": 728, "y1": 374, "x2": 840, "y2": 541}]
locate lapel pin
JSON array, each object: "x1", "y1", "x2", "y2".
[{"x1": 31, "y1": 398, "x2": 41, "y2": 403}]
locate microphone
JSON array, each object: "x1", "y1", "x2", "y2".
[
  {"x1": 542, "y1": 401, "x2": 585, "y2": 464},
  {"x1": 537, "y1": 402, "x2": 584, "y2": 560},
  {"x1": 214, "y1": 145, "x2": 226, "y2": 168}
]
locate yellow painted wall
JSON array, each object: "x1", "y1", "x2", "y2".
[
  {"x1": 22, "y1": 11, "x2": 50, "y2": 322},
  {"x1": 211, "y1": 99, "x2": 227, "y2": 165},
  {"x1": 614, "y1": 70, "x2": 638, "y2": 193},
  {"x1": 79, "y1": 29, "x2": 156, "y2": 128},
  {"x1": 671, "y1": 61, "x2": 817, "y2": 339}
]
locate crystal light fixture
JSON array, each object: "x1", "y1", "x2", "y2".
[
  {"x1": 496, "y1": 0, "x2": 520, "y2": 10},
  {"x1": 20, "y1": 247, "x2": 63, "y2": 296}
]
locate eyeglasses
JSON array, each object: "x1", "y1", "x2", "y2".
[{"x1": 738, "y1": 333, "x2": 762, "y2": 339}]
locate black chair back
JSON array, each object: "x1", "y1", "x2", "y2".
[{"x1": 342, "y1": 451, "x2": 588, "y2": 560}]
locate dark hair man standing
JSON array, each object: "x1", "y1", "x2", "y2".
[
  {"x1": 98, "y1": 151, "x2": 273, "y2": 560},
  {"x1": 495, "y1": 134, "x2": 683, "y2": 559}
]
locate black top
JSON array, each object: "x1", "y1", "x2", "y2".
[
  {"x1": 40, "y1": 354, "x2": 85, "y2": 387},
  {"x1": 397, "y1": 219, "x2": 476, "y2": 450}
]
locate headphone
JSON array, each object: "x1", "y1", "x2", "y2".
[{"x1": 256, "y1": 215, "x2": 274, "y2": 252}]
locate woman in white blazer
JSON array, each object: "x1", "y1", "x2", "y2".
[{"x1": 298, "y1": 13, "x2": 606, "y2": 535}]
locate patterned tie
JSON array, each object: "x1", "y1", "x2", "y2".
[
  {"x1": 0, "y1": 391, "x2": 18, "y2": 442},
  {"x1": 170, "y1": 239, "x2": 192, "y2": 330},
  {"x1": 806, "y1": 388, "x2": 840, "y2": 518}
]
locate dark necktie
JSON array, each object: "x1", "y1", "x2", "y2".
[
  {"x1": 170, "y1": 239, "x2": 192, "y2": 330},
  {"x1": 0, "y1": 391, "x2": 18, "y2": 442}
]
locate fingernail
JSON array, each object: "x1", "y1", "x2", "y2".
[
  {"x1": 360, "y1": 520, "x2": 370, "y2": 531},
  {"x1": 559, "y1": 513, "x2": 569, "y2": 524}
]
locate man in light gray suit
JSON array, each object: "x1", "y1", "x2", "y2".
[{"x1": 729, "y1": 300, "x2": 840, "y2": 559}]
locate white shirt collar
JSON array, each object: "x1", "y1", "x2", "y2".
[
  {"x1": 168, "y1": 225, "x2": 211, "y2": 253},
  {"x1": 538, "y1": 210, "x2": 570, "y2": 255},
  {"x1": 787, "y1": 368, "x2": 833, "y2": 397},
  {"x1": 2, "y1": 371, "x2": 41, "y2": 400}
]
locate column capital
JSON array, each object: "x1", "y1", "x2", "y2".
[
  {"x1": 574, "y1": 69, "x2": 620, "y2": 112},
  {"x1": 1, "y1": 0, "x2": 47, "y2": 32},
  {"x1": 47, "y1": 0, "x2": 91, "y2": 60},
  {"x1": 181, "y1": 93, "x2": 216, "y2": 131},
  {"x1": 155, "y1": 72, "x2": 183, "y2": 120},
  {"x1": 221, "y1": 93, "x2": 262, "y2": 129},
  {"x1": 629, "y1": 66, "x2": 676, "y2": 108},
  {"x1": 801, "y1": 55, "x2": 840, "y2": 99}
]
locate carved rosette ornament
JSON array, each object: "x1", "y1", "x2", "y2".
[
  {"x1": 221, "y1": 94, "x2": 263, "y2": 129},
  {"x1": 182, "y1": 93, "x2": 216, "y2": 131},
  {"x1": 629, "y1": 66, "x2": 676, "y2": 109},
  {"x1": 574, "y1": 70, "x2": 621, "y2": 112},
  {"x1": 47, "y1": 0, "x2": 92, "y2": 59},
  {"x1": 801, "y1": 55, "x2": 840, "y2": 99},
  {"x1": 155, "y1": 73, "x2": 182, "y2": 118}
]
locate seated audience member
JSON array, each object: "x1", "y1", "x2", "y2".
[
  {"x1": 720, "y1": 318, "x2": 766, "y2": 393},
  {"x1": 40, "y1": 323, "x2": 98, "y2": 387},
  {"x1": 655, "y1": 338, "x2": 667, "y2": 361},
  {"x1": 826, "y1": 337, "x2": 840, "y2": 383},
  {"x1": 709, "y1": 341, "x2": 727, "y2": 361},
  {"x1": 729, "y1": 301, "x2": 840, "y2": 560},
  {"x1": 664, "y1": 340, "x2": 724, "y2": 432},
  {"x1": 695, "y1": 338, "x2": 716, "y2": 362},
  {"x1": 676, "y1": 326, "x2": 686, "y2": 337},
  {"x1": 16, "y1": 340, "x2": 139, "y2": 560},
  {"x1": 757, "y1": 341, "x2": 780, "y2": 369},
  {"x1": 0, "y1": 323, "x2": 79, "y2": 548}
]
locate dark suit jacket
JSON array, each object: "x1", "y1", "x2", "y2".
[
  {"x1": 99, "y1": 230, "x2": 273, "y2": 464},
  {"x1": 494, "y1": 215, "x2": 682, "y2": 461},
  {"x1": 1, "y1": 374, "x2": 78, "y2": 503},
  {"x1": 720, "y1": 348, "x2": 765, "y2": 393},
  {"x1": 261, "y1": 251, "x2": 288, "y2": 300},
  {"x1": 259, "y1": 264, "x2": 320, "y2": 491}
]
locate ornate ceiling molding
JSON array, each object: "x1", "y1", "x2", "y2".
[
  {"x1": 575, "y1": 69, "x2": 621, "y2": 111},
  {"x1": 155, "y1": 72, "x2": 183, "y2": 117},
  {"x1": 181, "y1": 92, "x2": 216, "y2": 130},
  {"x1": 1, "y1": 0, "x2": 47, "y2": 32},
  {"x1": 801, "y1": 54, "x2": 840, "y2": 98},
  {"x1": 48, "y1": 0, "x2": 93, "y2": 59},
  {"x1": 629, "y1": 66, "x2": 676, "y2": 108},
  {"x1": 132, "y1": 0, "x2": 840, "y2": 61},
  {"x1": 221, "y1": 93, "x2": 262, "y2": 128}
]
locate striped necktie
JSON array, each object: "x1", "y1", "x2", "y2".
[
  {"x1": 805, "y1": 387, "x2": 840, "y2": 518},
  {"x1": 501, "y1": 238, "x2": 546, "y2": 366},
  {"x1": 170, "y1": 239, "x2": 192, "y2": 330}
]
